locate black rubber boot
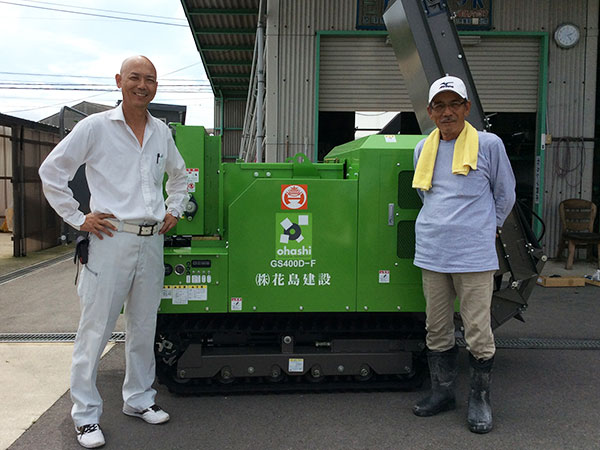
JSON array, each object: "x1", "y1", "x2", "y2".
[
  {"x1": 413, "y1": 345, "x2": 458, "y2": 417},
  {"x1": 467, "y1": 353, "x2": 494, "y2": 434}
]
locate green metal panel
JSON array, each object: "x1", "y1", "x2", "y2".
[
  {"x1": 222, "y1": 154, "x2": 344, "y2": 239},
  {"x1": 203, "y1": 133, "x2": 222, "y2": 236},
  {"x1": 160, "y1": 243, "x2": 228, "y2": 313},
  {"x1": 170, "y1": 125, "x2": 222, "y2": 236},
  {"x1": 228, "y1": 178, "x2": 358, "y2": 313},
  {"x1": 328, "y1": 134, "x2": 427, "y2": 312},
  {"x1": 172, "y1": 124, "x2": 205, "y2": 235}
]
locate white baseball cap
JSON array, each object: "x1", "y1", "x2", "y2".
[{"x1": 428, "y1": 75, "x2": 468, "y2": 104}]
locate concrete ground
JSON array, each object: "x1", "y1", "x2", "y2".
[
  {"x1": 0, "y1": 232, "x2": 75, "y2": 276},
  {"x1": 1, "y1": 237, "x2": 599, "y2": 449},
  {"x1": 0, "y1": 234, "x2": 123, "y2": 450}
]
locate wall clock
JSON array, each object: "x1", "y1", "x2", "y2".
[{"x1": 554, "y1": 23, "x2": 580, "y2": 49}]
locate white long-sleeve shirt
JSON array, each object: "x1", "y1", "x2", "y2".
[{"x1": 39, "y1": 104, "x2": 188, "y2": 229}]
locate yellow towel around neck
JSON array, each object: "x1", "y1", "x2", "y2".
[{"x1": 412, "y1": 121, "x2": 479, "y2": 191}]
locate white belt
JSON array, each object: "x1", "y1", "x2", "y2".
[{"x1": 106, "y1": 219, "x2": 162, "y2": 236}]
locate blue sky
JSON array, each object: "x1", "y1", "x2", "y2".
[{"x1": 0, "y1": 0, "x2": 215, "y2": 126}]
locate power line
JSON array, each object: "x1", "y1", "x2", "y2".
[
  {"x1": 0, "y1": 82, "x2": 211, "y2": 88},
  {"x1": 0, "y1": 71, "x2": 206, "y2": 82},
  {"x1": 0, "y1": 86, "x2": 118, "y2": 92},
  {"x1": 161, "y1": 62, "x2": 203, "y2": 77},
  {"x1": 4, "y1": 91, "x2": 113, "y2": 113},
  {"x1": 18, "y1": 0, "x2": 187, "y2": 22},
  {"x1": 4, "y1": 16, "x2": 132, "y2": 22},
  {"x1": 0, "y1": 71, "x2": 114, "y2": 80},
  {"x1": 0, "y1": 87, "x2": 212, "y2": 93},
  {"x1": 0, "y1": 1, "x2": 188, "y2": 27}
]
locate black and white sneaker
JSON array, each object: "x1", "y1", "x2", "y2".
[
  {"x1": 75, "y1": 423, "x2": 105, "y2": 448},
  {"x1": 122, "y1": 404, "x2": 170, "y2": 424}
]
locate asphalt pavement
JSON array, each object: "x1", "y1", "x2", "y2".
[{"x1": 1, "y1": 243, "x2": 599, "y2": 450}]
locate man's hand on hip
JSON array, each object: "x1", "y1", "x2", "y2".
[
  {"x1": 160, "y1": 213, "x2": 179, "y2": 235},
  {"x1": 80, "y1": 212, "x2": 117, "y2": 239}
]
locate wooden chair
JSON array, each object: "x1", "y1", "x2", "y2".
[{"x1": 555, "y1": 199, "x2": 600, "y2": 269}]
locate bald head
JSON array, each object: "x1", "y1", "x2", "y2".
[{"x1": 120, "y1": 55, "x2": 156, "y2": 77}]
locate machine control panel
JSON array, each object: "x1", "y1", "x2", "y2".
[{"x1": 160, "y1": 249, "x2": 228, "y2": 313}]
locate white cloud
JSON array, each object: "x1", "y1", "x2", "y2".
[{"x1": 0, "y1": 1, "x2": 213, "y2": 126}]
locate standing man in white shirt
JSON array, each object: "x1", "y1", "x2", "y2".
[{"x1": 39, "y1": 55, "x2": 188, "y2": 449}]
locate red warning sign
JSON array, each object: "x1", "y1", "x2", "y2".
[{"x1": 281, "y1": 184, "x2": 307, "y2": 210}]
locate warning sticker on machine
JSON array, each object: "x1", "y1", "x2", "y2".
[
  {"x1": 163, "y1": 285, "x2": 208, "y2": 305},
  {"x1": 288, "y1": 358, "x2": 304, "y2": 373},
  {"x1": 172, "y1": 289, "x2": 188, "y2": 305},
  {"x1": 379, "y1": 270, "x2": 390, "y2": 283},
  {"x1": 186, "y1": 168, "x2": 199, "y2": 182},
  {"x1": 384, "y1": 135, "x2": 397, "y2": 143},
  {"x1": 231, "y1": 297, "x2": 242, "y2": 311},
  {"x1": 188, "y1": 286, "x2": 208, "y2": 301},
  {"x1": 186, "y1": 168, "x2": 199, "y2": 193}
]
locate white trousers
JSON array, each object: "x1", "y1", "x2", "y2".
[{"x1": 71, "y1": 231, "x2": 163, "y2": 427}]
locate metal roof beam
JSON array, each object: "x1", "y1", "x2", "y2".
[
  {"x1": 205, "y1": 60, "x2": 252, "y2": 66},
  {"x1": 212, "y1": 74, "x2": 251, "y2": 79},
  {"x1": 195, "y1": 28, "x2": 255, "y2": 35},
  {"x1": 201, "y1": 45, "x2": 254, "y2": 51},
  {"x1": 214, "y1": 83, "x2": 249, "y2": 88},
  {"x1": 187, "y1": 8, "x2": 258, "y2": 16},
  {"x1": 218, "y1": 93, "x2": 249, "y2": 99}
]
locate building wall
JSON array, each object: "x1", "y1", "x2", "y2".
[
  {"x1": 0, "y1": 118, "x2": 62, "y2": 255},
  {"x1": 493, "y1": 0, "x2": 598, "y2": 255},
  {"x1": 42, "y1": 102, "x2": 186, "y2": 130},
  {"x1": 262, "y1": 0, "x2": 598, "y2": 254},
  {"x1": 0, "y1": 126, "x2": 12, "y2": 228},
  {"x1": 216, "y1": 98, "x2": 246, "y2": 160},
  {"x1": 318, "y1": 34, "x2": 540, "y2": 113},
  {"x1": 40, "y1": 102, "x2": 112, "y2": 129},
  {"x1": 265, "y1": 0, "x2": 355, "y2": 162},
  {"x1": 17, "y1": 126, "x2": 62, "y2": 255}
]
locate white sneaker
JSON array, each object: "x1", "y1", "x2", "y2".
[
  {"x1": 122, "y1": 404, "x2": 170, "y2": 424},
  {"x1": 75, "y1": 423, "x2": 105, "y2": 448}
]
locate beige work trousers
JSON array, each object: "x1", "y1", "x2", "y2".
[{"x1": 421, "y1": 269, "x2": 496, "y2": 360}]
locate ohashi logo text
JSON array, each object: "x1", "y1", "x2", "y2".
[{"x1": 281, "y1": 184, "x2": 307, "y2": 210}]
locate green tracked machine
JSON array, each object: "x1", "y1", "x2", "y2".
[
  {"x1": 155, "y1": 0, "x2": 546, "y2": 393},
  {"x1": 156, "y1": 125, "x2": 543, "y2": 394},
  {"x1": 157, "y1": 128, "x2": 431, "y2": 393}
]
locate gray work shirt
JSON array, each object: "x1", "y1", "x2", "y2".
[{"x1": 413, "y1": 131, "x2": 516, "y2": 273}]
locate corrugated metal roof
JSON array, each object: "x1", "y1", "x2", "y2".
[{"x1": 181, "y1": 0, "x2": 259, "y2": 99}]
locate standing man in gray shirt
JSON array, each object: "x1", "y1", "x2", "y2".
[
  {"x1": 411, "y1": 76, "x2": 515, "y2": 434},
  {"x1": 39, "y1": 55, "x2": 188, "y2": 448}
]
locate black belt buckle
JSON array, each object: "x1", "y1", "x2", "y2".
[{"x1": 137, "y1": 223, "x2": 157, "y2": 236}]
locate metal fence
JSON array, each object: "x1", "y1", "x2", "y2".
[{"x1": 0, "y1": 113, "x2": 62, "y2": 256}]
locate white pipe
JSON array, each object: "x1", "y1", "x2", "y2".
[
  {"x1": 255, "y1": 0, "x2": 266, "y2": 162},
  {"x1": 239, "y1": 36, "x2": 259, "y2": 161}
]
